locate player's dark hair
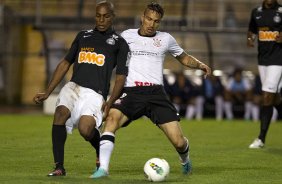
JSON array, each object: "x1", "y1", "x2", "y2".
[
  {"x1": 145, "y1": 2, "x2": 164, "y2": 18},
  {"x1": 97, "y1": 1, "x2": 115, "y2": 15}
]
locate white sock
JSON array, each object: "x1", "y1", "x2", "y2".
[
  {"x1": 99, "y1": 132, "x2": 115, "y2": 172},
  {"x1": 178, "y1": 138, "x2": 189, "y2": 164}
]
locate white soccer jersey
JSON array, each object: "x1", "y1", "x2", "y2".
[{"x1": 121, "y1": 29, "x2": 184, "y2": 87}]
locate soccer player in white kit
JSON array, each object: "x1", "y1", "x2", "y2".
[{"x1": 90, "y1": 2, "x2": 211, "y2": 178}]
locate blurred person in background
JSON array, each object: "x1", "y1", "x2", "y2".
[
  {"x1": 170, "y1": 71, "x2": 197, "y2": 118},
  {"x1": 247, "y1": 0, "x2": 282, "y2": 148},
  {"x1": 33, "y1": 1, "x2": 129, "y2": 176},
  {"x1": 91, "y1": 2, "x2": 211, "y2": 179},
  {"x1": 224, "y1": 68, "x2": 253, "y2": 120},
  {"x1": 197, "y1": 74, "x2": 225, "y2": 121}
]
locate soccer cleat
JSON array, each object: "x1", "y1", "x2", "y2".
[
  {"x1": 89, "y1": 168, "x2": 108, "y2": 179},
  {"x1": 47, "y1": 167, "x2": 66, "y2": 176},
  {"x1": 182, "y1": 159, "x2": 192, "y2": 175},
  {"x1": 249, "y1": 138, "x2": 264, "y2": 149}
]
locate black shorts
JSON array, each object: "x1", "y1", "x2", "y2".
[{"x1": 112, "y1": 85, "x2": 180, "y2": 126}]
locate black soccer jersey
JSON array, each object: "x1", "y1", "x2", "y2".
[
  {"x1": 248, "y1": 2, "x2": 282, "y2": 66},
  {"x1": 65, "y1": 28, "x2": 129, "y2": 99}
]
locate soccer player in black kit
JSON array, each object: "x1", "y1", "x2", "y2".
[
  {"x1": 247, "y1": 0, "x2": 282, "y2": 148},
  {"x1": 33, "y1": 1, "x2": 129, "y2": 176}
]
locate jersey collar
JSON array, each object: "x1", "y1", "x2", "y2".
[
  {"x1": 138, "y1": 29, "x2": 157, "y2": 37},
  {"x1": 94, "y1": 27, "x2": 115, "y2": 35}
]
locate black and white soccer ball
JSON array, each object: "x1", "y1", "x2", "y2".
[{"x1": 144, "y1": 158, "x2": 170, "y2": 182}]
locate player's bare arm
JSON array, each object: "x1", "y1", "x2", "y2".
[
  {"x1": 247, "y1": 31, "x2": 256, "y2": 47},
  {"x1": 176, "y1": 52, "x2": 211, "y2": 77},
  {"x1": 33, "y1": 59, "x2": 71, "y2": 104},
  {"x1": 102, "y1": 74, "x2": 126, "y2": 119}
]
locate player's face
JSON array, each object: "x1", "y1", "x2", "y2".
[
  {"x1": 140, "y1": 10, "x2": 162, "y2": 36},
  {"x1": 264, "y1": 0, "x2": 277, "y2": 7},
  {"x1": 95, "y1": 5, "x2": 114, "y2": 32}
]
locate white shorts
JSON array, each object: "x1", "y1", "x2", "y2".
[
  {"x1": 56, "y1": 82, "x2": 104, "y2": 134},
  {"x1": 258, "y1": 65, "x2": 282, "y2": 93}
]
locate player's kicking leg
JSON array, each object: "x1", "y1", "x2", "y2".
[{"x1": 159, "y1": 121, "x2": 192, "y2": 175}]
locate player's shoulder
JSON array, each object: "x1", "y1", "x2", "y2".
[
  {"x1": 277, "y1": 4, "x2": 282, "y2": 13},
  {"x1": 251, "y1": 6, "x2": 262, "y2": 13},
  {"x1": 155, "y1": 31, "x2": 176, "y2": 42},
  {"x1": 109, "y1": 30, "x2": 124, "y2": 40},
  {"x1": 156, "y1": 31, "x2": 173, "y2": 38},
  {"x1": 76, "y1": 29, "x2": 95, "y2": 38},
  {"x1": 105, "y1": 31, "x2": 127, "y2": 46},
  {"x1": 121, "y1": 29, "x2": 138, "y2": 37}
]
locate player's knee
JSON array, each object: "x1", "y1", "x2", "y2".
[
  {"x1": 54, "y1": 106, "x2": 70, "y2": 124},
  {"x1": 262, "y1": 93, "x2": 275, "y2": 106},
  {"x1": 104, "y1": 116, "x2": 119, "y2": 131},
  {"x1": 78, "y1": 125, "x2": 93, "y2": 140}
]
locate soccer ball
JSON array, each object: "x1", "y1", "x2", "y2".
[{"x1": 144, "y1": 158, "x2": 170, "y2": 182}]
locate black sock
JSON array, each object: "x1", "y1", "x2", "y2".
[
  {"x1": 258, "y1": 106, "x2": 273, "y2": 143},
  {"x1": 52, "y1": 124, "x2": 67, "y2": 168},
  {"x1": 89, "y1": 128, "x2": 101, "y2": 158}
]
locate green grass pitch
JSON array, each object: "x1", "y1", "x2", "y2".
[{"x1": 0, "y1": 114, "x2": 282, "y2": 184}]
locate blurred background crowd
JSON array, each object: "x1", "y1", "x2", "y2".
[
  {"x1": 0, "y1": 0, "x2": 280, "y2": 120},
  {"x1": 164, "y1": 68, "x2": 280, "y2": 121}
]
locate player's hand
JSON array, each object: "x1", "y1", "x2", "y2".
[
  {"x1": 102, "y1": 101, "x2": 111, "y2": 121},
  {"x1": 247, "y1": 38, "x2": 255, "y2": 47},
  {"x1": 275, "y1": 32, "x2": 282, "y2": 43},
  {"x1": 33, "y1": 92, "x2": 49, "y2": 104},
  {"x1": 199, "y1": 63, "x2": 211, "y2": 78}
]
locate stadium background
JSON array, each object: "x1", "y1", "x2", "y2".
[{"x1": 0, "y1": 0, "x2": 267, "y2": 107}]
